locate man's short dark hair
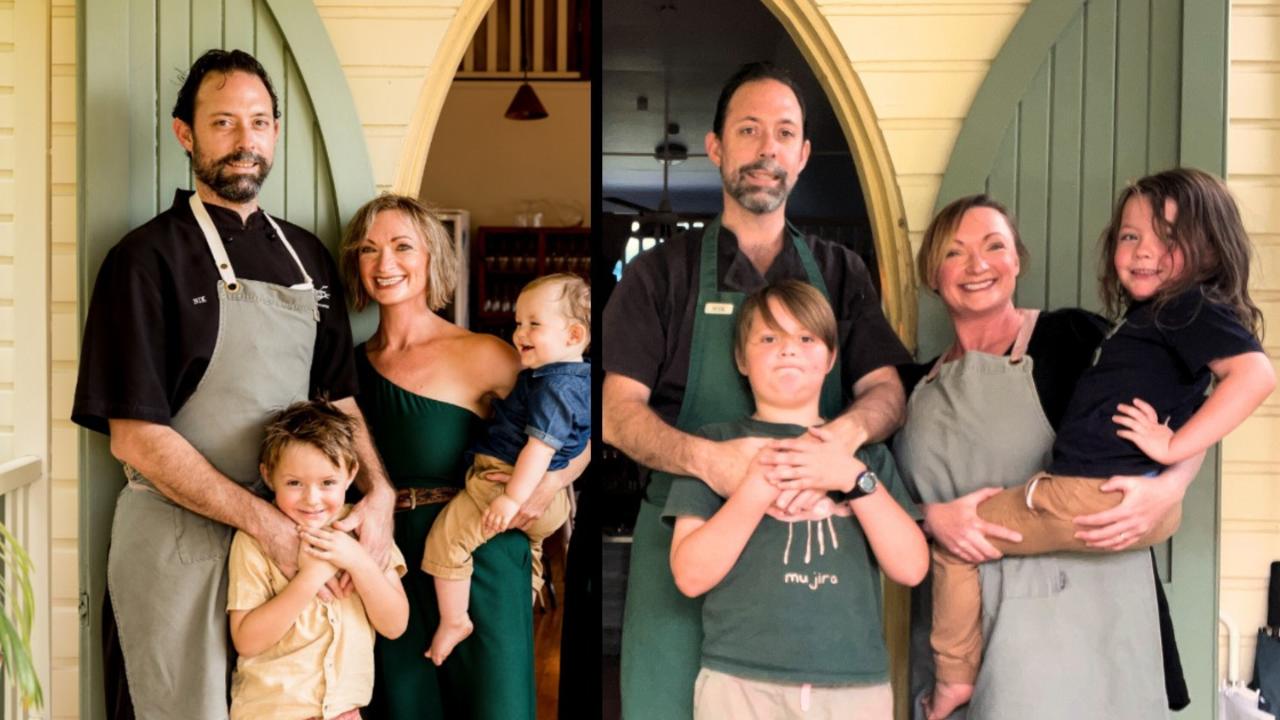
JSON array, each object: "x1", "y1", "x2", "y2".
[
  {"x1": 172, "y1": 49, "x2": 281, "y2": 125},
  {"x1": 712, "y1": 61, "x2": 807, "y2": 138}
]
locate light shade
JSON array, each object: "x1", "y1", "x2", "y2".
[{"x1": 505, "y1": 82, "x2": 549, "y2": 120}]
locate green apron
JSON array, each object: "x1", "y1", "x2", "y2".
[{"x1": 619, "y1": 217, "x2": 843, "y2": 719}]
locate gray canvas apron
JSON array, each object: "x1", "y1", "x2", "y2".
[
  {"x1": 893, "y1": 309, "x2": 1166, "y2": 720},
  {"x1": 106, "y1": 193, "x2": 318, "y2": 719},
  {"x1": 620, "y1": 217, "x2": 843, "y2": 719}
]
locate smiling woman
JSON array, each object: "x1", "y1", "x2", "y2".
[{"x1": 338, "y1": 194, "x2": 588, "y2": 719}]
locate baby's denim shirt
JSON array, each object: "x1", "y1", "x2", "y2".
[{"x1": 471, "y1": 361, "x2": 592, "y2": 469}]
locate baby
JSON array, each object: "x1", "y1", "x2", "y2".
[{"x1": 422, "y1": 273, "x2": 592, "y2": 664}]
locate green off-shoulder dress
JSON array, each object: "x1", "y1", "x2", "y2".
[{"x1": 355, "y1": 346, "x2": 536, "y2": 720}]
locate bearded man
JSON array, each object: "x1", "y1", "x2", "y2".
[
  {"x1": 602, "y1": 61, "x2": 913, "y2": 718},
  {"x1": 72, "y1": 49, "x2": 394, "y2": 719}
]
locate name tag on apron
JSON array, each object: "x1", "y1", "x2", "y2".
[{"x1": 704, "y1": 301, "x2": 734, "y2": 315}]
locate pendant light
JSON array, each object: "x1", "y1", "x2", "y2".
[{"x1": 505, "y1": 0, "x2": 549, "y2": 120}]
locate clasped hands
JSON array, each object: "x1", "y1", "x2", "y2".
[{"x1": 715, "y1": 426, "x2": 862, "y2": 520}]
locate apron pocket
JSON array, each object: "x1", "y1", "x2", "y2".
[
  {"x1": 173, "y1": 506, "x2": 232, "y2": 564},
  {"x1": 990, "y1": 556, "x2": 1068, "y2": 600}
]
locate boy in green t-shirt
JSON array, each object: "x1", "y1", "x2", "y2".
[{"x1": 663, "y1": 279, "x2": 928, "y2": 719}]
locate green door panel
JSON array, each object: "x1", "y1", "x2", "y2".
[
  {"x1": 79, "y1": 2, "x2": 376, "y2": 718},
  {"x1": 928, "y1": 1, "x2": 1228, "y2": 717}
]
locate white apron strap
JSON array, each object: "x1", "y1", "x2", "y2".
[
  {"x1": 188, "y1": 192, "x2": 239, "y2": 290},
  {"x1": 189, "y1": 192, "x2": 313, "y2": 290},
  {"x1": 262, "y1": 212, "x2": 313, "y2": 289}
]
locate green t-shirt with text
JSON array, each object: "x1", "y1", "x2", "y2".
[{"x1": 661, "y1": 416, "x2": 918, "y2": 686}]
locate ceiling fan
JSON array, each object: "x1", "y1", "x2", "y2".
[{"x1": 603, "y1": 3, "x2": 684, "y2": 233}]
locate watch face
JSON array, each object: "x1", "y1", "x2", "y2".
[{"x1": 857, "y1": 470, "x2": 878, "y2": 494}]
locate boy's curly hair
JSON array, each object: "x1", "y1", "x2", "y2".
[{"x1": 259, "y1": 399, "x2": 359, "y2": 479}]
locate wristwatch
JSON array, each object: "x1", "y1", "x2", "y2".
[{"x1": 843, "y1": 469, "x2": 879, "y2": 501}]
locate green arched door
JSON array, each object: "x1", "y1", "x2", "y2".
[
  {"x1": 78, "y1": 1, "x2": 376, "y2": 717},
  {"x1": 928, "y1": 1, "x2": 1228, "y2": 716}
]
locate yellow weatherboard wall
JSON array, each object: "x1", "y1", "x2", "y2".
[
  {"x1": 317, "y1": 0, "x2": 469, "y2": 193},
  {"x1": 1223, "y1": 0, "x2": 1280, "y2": 685}
]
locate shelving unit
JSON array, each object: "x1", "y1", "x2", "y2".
[
  {"x1": 436, "y1": 208, "x2": 471, "y2": 327},
  {"x1": 472, "y1": 225, "x2": 591, "y2": 336}
]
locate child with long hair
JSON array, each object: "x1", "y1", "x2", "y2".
[{"x1": 926, "y1": 167, "x2": 1276, "y2": 719}]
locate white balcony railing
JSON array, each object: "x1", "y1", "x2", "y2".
[
  {"x1": 458, "y1": 0, "x2": 585, "y2": 80},
  {"x1": 0, "y1": 456, "x2": 47, "y2": 720}
]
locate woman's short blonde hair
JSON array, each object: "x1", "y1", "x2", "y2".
[
  {"x1": 917, "y1": 194, "x2": 1026, "y2": 293},
  {"x1": 339, "y1": 194, "x2": 459, "y2": 312},
  {"x1": 522, "y1": 273, "x2": 591, "y2": 345}
]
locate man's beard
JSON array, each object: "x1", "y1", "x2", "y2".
[
  {"x1": 192, "y1": 144, "x2": 272, "y2": 204},
  {"x1": 722, "y1": 159, "x2": 791, "y2": 214}
]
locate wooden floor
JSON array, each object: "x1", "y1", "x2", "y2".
[{"x1": 534, "y1": 529, "x2": 568, "y2": 719}]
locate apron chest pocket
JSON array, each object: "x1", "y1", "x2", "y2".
[{"x1": 173, "y1": 506, "x2": 232, "y2": 564}]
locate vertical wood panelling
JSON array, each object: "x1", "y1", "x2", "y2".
[
  {"x1": 82, "y1": 3, "x2": 373, "y2": 717},
  {"x1": 156, "y1": 0, "x2": 191, "y2": 208},
  {"x1": 1147, "y1": 0, "x2": 1181, "y2": 172},
  {"x1": 129, "y1": 1, "x2": 158, "y2": 220},
  {"x1": 1015, "y1": 58, "x2": 1051, "y2": 309},
  {"x1": 1113, "y1": 0, "x2": 1151, "y2": 191},
  {"x1": 253, "y1": 0, "x2": 286, "y2": 215},
  {"x1": 191, "y1": 0, "x2": 223, "y2": 59},
  {"x1": 932, "y1": 1, "x2": 1231, "y2": 714},
  {"x1": 284, "y1": 57, "x2": 316, "y2": 230},
  {"x1": 1078, "y1": 0, "x2": 1117, "y2": 313},
  {"x1": 987, "y1": 111, "x2": 1018, "y2": 212},
  {"x1": 1047, "y1": 14, "x2": 1084, "y2": 309},
  {"x1": 224, "y1": 0, "x2": 255, "y2": 50}
]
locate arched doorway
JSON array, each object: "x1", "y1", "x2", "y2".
[
  {"x1": 599, "y1": 1, "x2": 914, "y2": 716},
  {"x1": 762, "y1": 0, "x2": 916, "y2": 350}
]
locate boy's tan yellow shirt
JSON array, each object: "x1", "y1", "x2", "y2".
[{"x1": 226, "y1": 519, "x2": 407, "y2": 720}]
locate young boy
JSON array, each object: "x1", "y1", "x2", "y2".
[
  {"x1": 664, "y1": 279, "x2": 928, "y2": 719},
  {"x1": 227, "y1": 400, "x2": 409, "y2": 720},
  {"x1": 422, "y1": 273, "x2": 591, "y2": 664}
]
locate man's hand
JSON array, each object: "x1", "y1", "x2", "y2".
[
  {"x1": 330, "y1": 486, "x2": 394, "y2": 594},
  {"x1": 483, "y1": 495, "x2": 522, "y2": 536},
  {"x1": 1113, "y1": 398, "x2": 1176, "y2": 465},
  {"x1": 699, "y1": 436, "x2": 771, "y2": 497},
  {"x1": 763, "y1": 426, "x2": 859, "y2": 493},
  {"x1": 258, "y1": 510, "x2": 303, "y2": 578}
]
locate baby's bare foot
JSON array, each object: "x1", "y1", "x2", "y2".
[
  {"x1": 924, "y1": 681, "x2": 973, "y2": 720},
  {"x1": 424, "y1": 616, "x2": 474, "y2": 666}
]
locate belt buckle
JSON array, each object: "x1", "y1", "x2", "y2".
[{"x1": 409, "y1": 490, "x2": 418, "y2": 510}]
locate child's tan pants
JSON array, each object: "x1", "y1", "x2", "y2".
[
  {"x1": 422, "y1": 454, "x2": 572, "y2": 592},
  {"x1": 931, "y1": 472, "x2": 1182, "y2": 684},
  {"x1": 693, "y1": 668, "x2": 893, "y2": 720}
]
